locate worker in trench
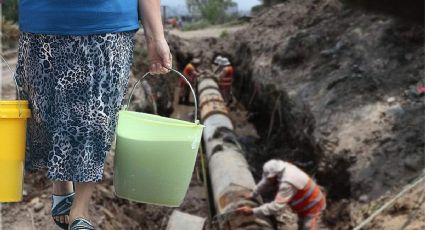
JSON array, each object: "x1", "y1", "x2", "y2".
[
  {"x1": 214, "y1": 56, "x2": 234, "y2": 105},
  {"x1": 236, "y1": 159, "x2": 326, "y2": 230},
  {"x1": 179, "y1": 58, "x2": 201, "y2": 105}
]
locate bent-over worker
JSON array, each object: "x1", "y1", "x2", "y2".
[{"x1": 236, "y1": 159, "x2": 326, "y2": 230}]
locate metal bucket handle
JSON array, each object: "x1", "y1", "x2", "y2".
[
  {"x1": 125, "y1": 67, "x2": 199, "y2": 123},
  {"x1": 0, "y1": 54, "x2": 23, "y2": 117}
]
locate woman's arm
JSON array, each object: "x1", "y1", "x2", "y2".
[{"x1": 139, "y1": 0, "x2": 172, "y2": 74}]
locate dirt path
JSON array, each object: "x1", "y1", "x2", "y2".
[
  {"x1": 169, "y1": 25, "x2": 246, "y2": 39},
  {"x1": 0, "y1": 203, "x2": 2, "y2": 230}
]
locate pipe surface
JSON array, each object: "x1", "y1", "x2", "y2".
[
  {"x1": 199, "y1": 88, "x2": 222, "y2": 99},
  {"x1": 198, "y1": 74, "x2": 274, "y2": 230}
]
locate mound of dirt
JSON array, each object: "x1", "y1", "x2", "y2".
[{"x1": 343, "y1": 0, "x2": 424, "y2": 24}]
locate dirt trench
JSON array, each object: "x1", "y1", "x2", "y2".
[{"x1": 168, "y1": 0, "x2": 425, "y2": 229}]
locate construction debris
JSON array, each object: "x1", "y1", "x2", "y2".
[{"x1": 166, "y1": 210, "x2": 206, "y2": 230}]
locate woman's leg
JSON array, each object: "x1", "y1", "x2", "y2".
[
  {"x1": 69, "y1": 182, "x2": 96, "y2": 223},
  {"x1": 52, "y1": 181, "x2": 74, "y2": 224}
]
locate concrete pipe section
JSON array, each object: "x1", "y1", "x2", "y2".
[{"x1": 198, "y1": 73, "x2": 274, "y2": 229}]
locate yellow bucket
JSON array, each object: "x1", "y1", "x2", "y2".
[
  {"x1": 0, "y1": 54, "x2": 31, "y2": 202},
  {"x1": 0, "y1": 100, "x2": 31, "y2": 202}
]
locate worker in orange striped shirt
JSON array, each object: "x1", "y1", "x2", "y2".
[
  {"x1": 216, "y1": 57, "x2": 234, "y2": 104},
  {"x1": 236, "y1": 159, "x2": 326, "y2": 230},
  {"x1": 179, "y1": 58, "x2": 201, "y2": 105}
]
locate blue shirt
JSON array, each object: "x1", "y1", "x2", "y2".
[{"x1": 19, "y1": 0, "x2": 140, "y2": 36}]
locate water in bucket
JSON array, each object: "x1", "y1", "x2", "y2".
[
  {"x1": 114, "y1": 70, "x2": 204, "y2": 207},
  {"x1": 0, "y1": 55, "x2": 31, "y2": 202}
]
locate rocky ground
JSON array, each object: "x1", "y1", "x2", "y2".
[{"x1": 169, "y1": 26, "x2": 246, "y2": 40}]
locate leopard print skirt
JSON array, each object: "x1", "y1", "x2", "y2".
[{"x1": 15, "y1": 32, "x2": 135, "y2": 182}]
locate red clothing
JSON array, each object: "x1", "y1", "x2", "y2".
[
  {"x1": 219, "y1": 66, "x2": 234, "y2": 87},
  {"x1": 218, "y1": 66, "x2": 234, "y2": 103},
  {"x1": 170, "y1": 18, "x2": 177, "y2": 28},
  {"x1": 180, "y1": 63, "x2": 197, "y2": 87},
  {"x1": 287, "y1": 179, "x2": 326, "y2": 217}
]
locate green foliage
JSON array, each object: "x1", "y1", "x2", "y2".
[
  {"x1": 250, "y1": 0, "x2": 286, "y2": 14},
  {"x1": 219, "y1": 30, "x2": 228, "y2": 38},
  {"x1": 3, "y1": 0, "x2": 19, "y2": 22},
  {"x1": 251, "y1": 5, "x2": 265, "y2": 14},
  {"x1": 222, "y1": 19, "x2": 244, "y2": 27},
  {"x1": 187, "y1": 0, "x2": 236, "y2": 24},
  {"x1": 182, "y1": 19, "x2": 211, "y2": 31}
]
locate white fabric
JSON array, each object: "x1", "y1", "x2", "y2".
[
  {"x1": 281, "y1": 162, "x2": 310, "y2": 189},
  {"x1": 263, "y1": 159, "x2": 286, "y2": 178},
  {"x1": 253, "y1": 200, "x2": 286, "y2": 216},
  {"x1": 220, "y1": 58, "x2": 230, "y2": 66},
  {"x1": 214, "y1": 56, "x2": 223, "y2": 64},
  {"x1": 252, "y1": 160, "x2": 310, "y2": 216},
  {"x1": 253, "y1": 184, "x2": 295, "y2": 216}
]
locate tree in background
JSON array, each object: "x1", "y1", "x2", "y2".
[
  {"x1": 262, "y1": 0, "x2": 287, "y2": 7},
  {"x1": 3, "y1": 0, "x2": 19, "y2": 22},
  {"x1": 186, "y1": 0, "x2": 236, "y2": 24}
]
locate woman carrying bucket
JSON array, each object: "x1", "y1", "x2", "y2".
[{"x1": 15, "y1": 1, "x2": 172, "y2": 229}]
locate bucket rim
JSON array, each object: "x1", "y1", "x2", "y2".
[
  {"x1": 114, "y1": 191, "x2": 181, "y2": 207},
  {"x1": 119, "y1": 110, "x2": 205, "y2": 128},
  {"x1": 0, "y1": 100, "x2": 29, "y2": 105}
]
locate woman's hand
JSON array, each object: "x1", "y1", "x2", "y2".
[{"x1": 147, "y1": 38, "x2": 172, "y2": 75}]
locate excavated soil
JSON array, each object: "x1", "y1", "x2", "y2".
[{"x1": 168, "y1": 0, "x2": 425, "y2": 229}]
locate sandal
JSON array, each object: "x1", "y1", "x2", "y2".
[
  {"x1": 70, "y1": 217, "x2": 96, "y2": 230},
  {"x1": 51, "y1": 192, "x2": 75, "y2": 230}
]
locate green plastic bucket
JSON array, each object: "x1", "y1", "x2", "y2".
[{"x1": 114, "y1": 69, "x2": 204, "y2": 207}]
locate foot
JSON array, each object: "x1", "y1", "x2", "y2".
[
  {"x1": 69, "y1": 217, "x2": 95, "y2": 230},
  {"x1": 69, "y1": 182, "x2": 96, "y2": 229},
  {"x1": 69, "y1": 209, "x2": 93, "y2": 229},
  {"x1": 52, "y1": 193, "x2": 75, "y2": 229},
  {"x1": 52, "y1": 181, "x2": 74, "y2": 227}
]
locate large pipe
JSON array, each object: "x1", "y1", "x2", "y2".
[
  {"x1": 199, "y1": 88, "x2": 221, "y2": 99},
  {"x1": 198, "y1": 74, "x2": 274, "y2": 229},
  {"x1": 198, "y1": 77, "x2": 219, "y2": 96},
  {"x1": 200, "y1": 100, "x2": 229, "y2": 122},
  {"x1": 203, "y1": 114, "x2": 233, "y2": 142}
]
